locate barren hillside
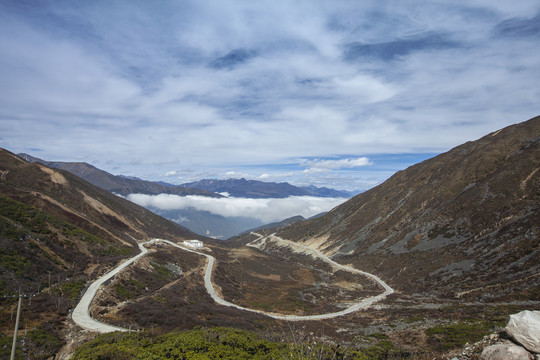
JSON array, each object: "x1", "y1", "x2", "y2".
[{"x1": 278, "y1": 116, "x2": 540, "y2": 301}]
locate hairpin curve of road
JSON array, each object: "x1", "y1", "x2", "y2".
[{"x1": 72, "y1": 233, "x2": 394, "y2": 333}]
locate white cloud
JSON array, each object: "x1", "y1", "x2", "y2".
[
  {"x1": 165, "y1": 170, "x2": 177, "y2": 177},
  {"x1": 126, "y1": 194, "x2": 347, "y2": 223},
  {"x1": 330, "y1": 75, "x2": 397, "y2": 103},
  {"x1": 1, "y1": 1, "x2": 539, "y2": 191},
  {"x1": 175, "y1": 216, "x2": 190, "y2": 224},
  {"x1": 0, "y1": 16, "x2": 140, "y2": 117},
  {"x1": 302, "y1": 157, "x2": 373, "y2": 173}
]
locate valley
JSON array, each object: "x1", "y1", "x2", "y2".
[
  {"x1": 0, "y1": 116, "x2": 539, "y2": 359},
  {"x1": 73, "y1": 233, "x2": 394, "y2": 332},
  {"x1": 19, "y1": 154, "x2": 354, "y2": 239},
  {"x1": 67, "y1": 229, "x2": 540, "y2": 357}
]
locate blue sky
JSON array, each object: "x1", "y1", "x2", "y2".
[{"x1": 1, "y1": 0, "x2": 539, "y2": 191}]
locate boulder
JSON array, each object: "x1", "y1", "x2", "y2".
[
  {"x1": 480, "y1": 342, "x2": 533, "y2": 360},
  {"x1": 505, "y1": 310, "x2": 540, "y2": 353}
]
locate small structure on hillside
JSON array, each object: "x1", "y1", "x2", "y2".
[{"x1": 183, "y1": 239, "x2": 203, "y2": 248}]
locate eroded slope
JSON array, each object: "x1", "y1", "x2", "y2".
[{"x1": 278, "y1": 116, "x2": 540, "y2": 300}]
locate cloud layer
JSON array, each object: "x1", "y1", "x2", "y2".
[
  {"x1": 1, "y1": 0, "x2": 539, "y2": 190},
  {"x1": 127, "y1": 194, "x2": 347, "y2": 224}
]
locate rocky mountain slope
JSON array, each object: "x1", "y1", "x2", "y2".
[
  {"x1": 4, "y1": 149, "x2": 203, "y2": 243},
  {"x1": 0, "y1": 148, "x2": 206, "y2": 358},
  {"x1": 277, "y1": 116, "x2": 540, "y2": 301},
  {"x1": 239, "y1": 215, "x2": 306, "y2": 235},
  {"x1": 17, "y1": 153, "x2": 220, "y2": 197}
]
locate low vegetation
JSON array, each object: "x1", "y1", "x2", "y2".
[
  {"x1": 56, "y1": 279, "x2": 86, "y2": 300},
  {"x1": 0, "y1": 195, "x2": 133, "y2": 358},
  {"x1": 0, "y1": 326, "x2": 63, "y2": 360},
  {"x1": 425, "y1": 321, "x2": 500, "y2": 351},
  {"x1": 212, "y1": 243, "x2": 380, "y2": 316},
  {"x1": 71, "y1": 327, "x2": 417, "y2": 360}
]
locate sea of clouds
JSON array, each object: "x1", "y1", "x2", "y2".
[{"x1": 126, "y1": 194, "x2": 348, "y2": 224}]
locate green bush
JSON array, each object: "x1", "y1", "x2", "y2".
[
  {"x1": 114, "y1": 279, "x2": 146, "y2": 300},
  {"x1": 60, "y1": 280, "x2": 86, "y2": 300},
  {"x1": 72, "y1": 327, "x2": 405, "y2": 359},
  {"x1": 150, "y1": 262, "x2": 172, "y2": 278},
  {"x1": 72, "y1": 328, "x2": 282, "y2": 359},
  {"x1": 426, "y1": 321, "x2": 494, "y2": 351},
  {"x1": 0, "y1": 248, "x2": 31, "y2": 275},
  {"x1": 0, "y1": 334, "x2": 19, "y2": 359},
  {"x1": 25, "y1": 328, "x2": 64, "y2": 360}
]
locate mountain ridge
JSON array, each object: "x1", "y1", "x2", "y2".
[
  {"x1": 275, "y1": 115, "x2": 540, "y2": 301},
  {"x1": 181, "y1": 178, "x2": 356, "y2": 198},
  {"x1": 16, "y1": 154, "x2": 356, "y2": 238},
  {"x1": 1, "y1": 147, "x2": 210, "y2": 357},
  {"x1": 17, "y1": 153, "x2": 221, "y2": 198},
  {"x1": 3, "y1": 116, "x2": 539, "y2": 358},
  {"x1": 18, "y1": 153, "x2": 356, "y2": 199},
  {"x1": 2, "y1": 148, "x2": 206, "y2": 258}
]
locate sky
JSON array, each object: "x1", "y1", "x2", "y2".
[{"x1": 1, "y1": 0, "x2": 539, "y2": 192}]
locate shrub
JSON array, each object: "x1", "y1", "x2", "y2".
[
  {"x1": 426, "y1": 321, "x2": 494, "y2": 351},
  {"x1": 25, "y1": 328, "x2": 64, "y2": 360},
  {"x1": 60, "y1": 280, "x2": 86, "y2": 300}
]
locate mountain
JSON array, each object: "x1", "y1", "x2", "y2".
[
  {"x1": 5, "y1": 116, "x2": 537, "y2": 358},
  {"x1": 300, "y1": 184, "x2": 360, "y2": 197},
  {"x1": 181, "y1": 178, "x2": 355, "y2": 198},
  {"x1": 238, "y1": 215, "x2": 306, "y2": 236},
  {"x1": 17, "y1": 155, "x2": 356, "y2": 199},
  {"x1": 1, "y1": 147, "x2": 205, "y2": 282},
  {"x1": 0, "y1": 147, "x2": 207, "y2": 357},
  {"x1": 17, "y1": 153, "x2": 221, "y2": 198},
  {"x1": 16, "y1": 155, "x2": 351, "y2": 239},
  {"x1": 149, "y1": 207, "x2": 264, "y2": 240},
  {"x1": 277, "y1": 116, "x2": 540, "y2": 301}
]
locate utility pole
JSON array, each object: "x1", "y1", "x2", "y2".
[{"x1": 10, "y1": 295, "x2": 22, "y2": 360}]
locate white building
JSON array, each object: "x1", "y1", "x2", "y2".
[{"x1": 183, "y1": 239, "x2": 203, "y2": 248}]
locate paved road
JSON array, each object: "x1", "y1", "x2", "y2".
[
  {"x1": 244, "y1": 233, "x2": 394, "y2": 320},
  {"x1": 72, "y1": 235, "x2": 394, "y2": 332},
  {"x1": 72, "y1": 241, "x2": 153, "y2": 332}
]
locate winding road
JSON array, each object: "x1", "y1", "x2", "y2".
[
  {"x1": 72, "y1": 234, "x2": 394, "y2": 333},
  {"x1": 72, "y1": 241, "x2": 153, "y2": 333}
]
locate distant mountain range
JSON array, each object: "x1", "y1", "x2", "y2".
[
  {"x1": 17, "y1": 154, "x2": 356, "y2": 199},
  {"x1": 17, "y1": 153, "x2": 220, "y2": 198},
  {"x1": 181, "y1": 178, "x2": 357, "y2": 198},
  {"x1": 17, "y1": 154, "x2": 355, "y2": 238},
  {"x1": 238, "y1": 215, "x2": 306, "y2": 236},
  {"x1": 149, "y1": 207, "x2": 264, "y2": 240}
]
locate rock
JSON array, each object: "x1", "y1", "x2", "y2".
[
  {"x1": 480, "y1": 343, "x2": 534, "y2": 360},
  {"x1": 505, "y1": 310, "x2": 540, "y2": 353}
]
